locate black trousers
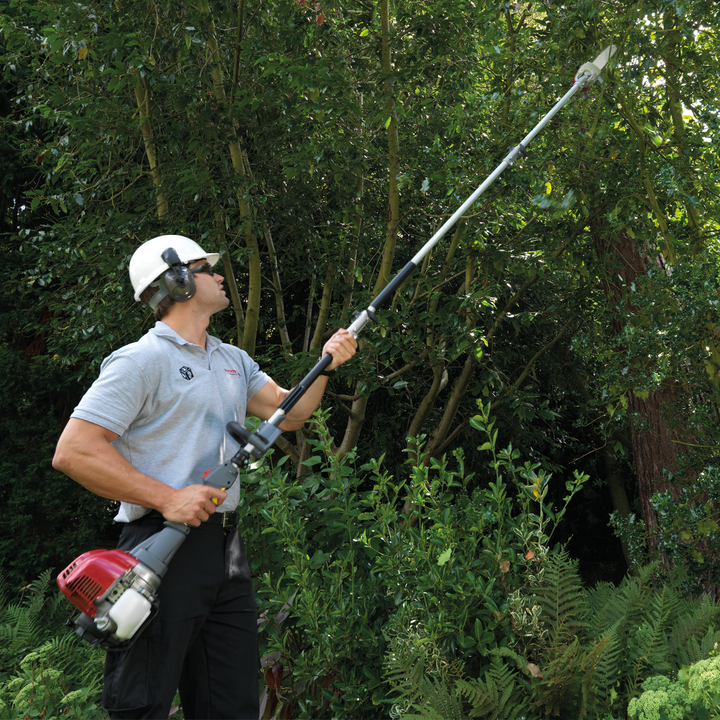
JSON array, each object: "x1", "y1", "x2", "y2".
[{"x1": 102, "y1": 516, "x2": 260, "y2": 719}]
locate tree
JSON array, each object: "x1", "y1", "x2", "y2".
[{"x1": 2, "y1": 0, "x2": 720, "y2": 592}]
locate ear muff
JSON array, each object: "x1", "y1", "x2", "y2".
[
  {"x1": 161, "y1": 247, "x2": 196, "y2": 301},
  {"x1": 148, "y1": 247, "x2": 197, "y2": 308}
]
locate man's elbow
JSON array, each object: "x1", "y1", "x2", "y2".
[
  {"x1": 52, "y1": 444, "x2": 72, "y2": 475},
  {"x1": 279, "y1": 417, "x2": 306, "y2": 432},
  {"x1": 53, "y1": 431, "x2": 80, "y2": 476}
]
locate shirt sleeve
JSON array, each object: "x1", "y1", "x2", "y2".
[
  {"x1": 240, "y1": 350, "x2": 271, "y2": 401},
  {"x1": 71, "y1": 353, "x2": 151, "y2": 436}
]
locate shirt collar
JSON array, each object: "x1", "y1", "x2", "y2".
[{"x1": 151, "y1": 321, "x2": 221, "y2": 354}]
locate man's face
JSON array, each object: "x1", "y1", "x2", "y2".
[{"x1": 188, "y1": 258, "x2": 229, "y2": 314}]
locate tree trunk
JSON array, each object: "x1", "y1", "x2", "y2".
[
  {"x1": 310, "y1": 263, "x2": 336, "y2": 354},
  {"x1": 592, "y1": 223, "x2": 695, "y2": 553},
  {"x1": 203, "y1": 8, "x2": 261, "y2": 355},
  {"x1": 264, "y1": 225, "x2": 292, "y2": 358},
  {"x1": 214, "y1": 208, "x2": 245, "y2": 346},
  {"x1": 627, "y1": 384, "x2": 685, "y2": 541},
  {"x1": 133, "y1": 77, "x2": 168, "y2": 219},
  {"x1": 338, "y1": 0, "x2": 398, "y2": 457}
]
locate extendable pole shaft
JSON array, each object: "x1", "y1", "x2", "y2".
[
  {"x1": 346, "y1": 74, "x2": 589, "y2": 340},
  {"x1": 224, "y1": 46, "x2": 616, "y2": 467}
]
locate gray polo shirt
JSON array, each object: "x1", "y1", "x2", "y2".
[{"x1": 71, "y1": 322, "x2": 270, "y2": 522}]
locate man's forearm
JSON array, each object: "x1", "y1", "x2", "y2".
[
  {"x1": 54, "y1": 420, "x2": 176, "y2": 510},
  {"x1": 53, "y1": 418, "x2": 225, "y2": 525},
  {"x1": 256, "y1": 327, "x2": 357, "y2": 432},
  {"x1": 279, "y1": 375, "x2": 330, "y2": 430}
]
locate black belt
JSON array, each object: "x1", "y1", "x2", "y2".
[
  {"x1": 207, "y1": 510, "x2": 238, "y2": 528},
  {"x1": 137, "y1": 510, "x2": 238, "y2": 528}
]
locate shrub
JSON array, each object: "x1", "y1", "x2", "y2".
[
  {"x1": 385, "y1": 557, "x2": 720, "y2": 720},
  {"x1": 628, "y1": 654, "x2": 720, "y2": 720},
  {"x1": 240, "y1": 403, "x2": 588, "y2": 718},
  {"x1": 683, "y1": 654, "x2": 720, "y2": 716},
  {"x1": 627, "y1": 675, "x2": 691, "y2": 720}
]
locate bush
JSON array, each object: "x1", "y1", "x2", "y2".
[
  {"x1": 240, "y1": 403, "x2": 588, "y2": 718},
  {"x1": 627, "y1": 675, "x2": 691, "y2": 720},
  {"x1": 610, "y1": 465, "x2": 720, "y2": 598},
  {"x1": 682, "y1": 654, "x2": 720, "y2": 717},
  {"x1": 628, "y1": 654, "x2": 720, "y2": 720}
]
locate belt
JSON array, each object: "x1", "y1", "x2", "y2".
[
  {"x1": 138, "y1": 510, "x2": 238, "y2": 528},
  {"x1": 206, "y1": 510, "x2": 238, "y2": 528}
]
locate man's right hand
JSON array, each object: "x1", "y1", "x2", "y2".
[{"x1": 159, "y1": 484, "x2": 228, "y2": 526}]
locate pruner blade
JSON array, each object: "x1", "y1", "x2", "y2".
[{"x1": 574, "y1": 44, "x2": 617, "y2": 87}]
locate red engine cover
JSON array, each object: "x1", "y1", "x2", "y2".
[{"x1": 57, "y1": 549, "x2": 138, "y2": 618}]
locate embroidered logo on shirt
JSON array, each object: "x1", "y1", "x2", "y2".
[
  {"x1": 225, "y1": 368, "x2": 241, "y2": 377},
  {"x1": 179, "y1": 366, "x2": 194, "y2": 380}
]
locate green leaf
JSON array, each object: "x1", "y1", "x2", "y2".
[
  {"x1": 697, "y1": 518, "x2": 719, "y2": 535},
  {"x1": 437, "y1": 547, "x2": 452, "y2": 566}
]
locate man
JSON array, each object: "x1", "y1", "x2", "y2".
[{"x1": 53, "y1": 234, "x2": 357, "y2": 719}]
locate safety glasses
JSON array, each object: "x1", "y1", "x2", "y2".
[{"x1": 188, "y1": 263, "x2": 215, "y2": 277}]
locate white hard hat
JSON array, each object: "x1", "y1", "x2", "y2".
[{"x1": 129, "y1": 235, "x2": 220, "y2": 301}]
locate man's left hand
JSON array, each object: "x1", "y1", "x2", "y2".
[{"x1": 322, "y1": 328, "x2": 357, "y2": 371}]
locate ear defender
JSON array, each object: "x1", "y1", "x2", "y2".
[{"x1": 148, "y1": 247, "x2": 197, "y2": 308}]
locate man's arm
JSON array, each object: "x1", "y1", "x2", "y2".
[
  {"x1": 247, "y1": 328, "x2": 357, "y2": 431},
  {"x1": 53, "y1": 418, "x2": 224, "y2": 526}
]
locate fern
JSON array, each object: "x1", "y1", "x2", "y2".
[
  {"x1": 586, "y1": 565, "x2": 655, "y2": 639},
  {"x1": 385, "y1": 637, "x2": 465, "y2": 720},
  {"x1": 491, "y1": 646, "x2": 531, "y2": 672},
  {"x1": 585, "y1": 618, "x2": 623, "y2": 711},
  {"x1": 0, "y1": 567, "x2": 65, "y2": 676},
  {"x1": 384, "y1": 557, "x2": 720, "y2": 720},
  {"x1": 24, "y1": 569, "x2": 54, "y2": 617},
  {"x1": 401, "y1": 679, "x2": 465, "y2": 720},
  {"x1": 457, "y1": 656, "x2": 529, "y2": 719},
  {"x1": 532, "y1": 551, "x2": 588, "y2": 648},
  {"x1": 668, "y1": 596, "x2": 720, "y2": 666},
  {"x1": 530, "y1": 637, "x2": 584, "y2": 717},
  {"x1": 0, "y1": 603, "x2": 42, "y2": 657},
  {"x1": 676, "y1": 627, "x2": 720, "y2": 666},
  {"x1": 385, "y1": 638, "x2": 430, "y2": 714},
  {"x1": 627, "y1": 584, "x2": 678, "y2": 684},
  {"x1": 580, "y1": 623, "x2": 621, "y2": 717},
  {"x1": 20, "y1": 634, "x2": 103, "y2": 693},
  {"x1": 0, "y1": 569, "x2": 104, "y2": 718}
]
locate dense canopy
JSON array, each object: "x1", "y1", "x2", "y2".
[{"x1": 2, "y1": 0, "x2": 720, "y2": 603}]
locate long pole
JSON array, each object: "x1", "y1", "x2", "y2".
[{"x1": 203, "y1": 45, "x2": 617, "y2": 482}]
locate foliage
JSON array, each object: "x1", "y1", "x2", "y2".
[
  {"x1": 2, "y1": 0, "x2": 720, "y2": 595},
  {"x1": 241, "y1": 404, "x2": 587, "y2": 718},
  {"x1": 0, "y1": 344, "x2": 118, "y2": 591},
  {"x1": 610, "y1": 465, "x2": 720, "y2": 596},
  {"x1": 628, "y1": 653, "x2": 720, "y2": 720},
  {"x1": 626, "y1": 675, "x2": 691, "y2": 720},
  {"x1": 683, "y1": 654, "x2": 720, "y2": 717},
  {"x1": 383, "y1": 557, "x2": 720, "y2": 720},
  {"x1": 384, "y1": 636, "x2": 466, "y2": 720},
  {"x1": 0, "y1": 569, "x2": 104, "y2": 719},
  {"x1": 3, "y1": 0, "x2": 720, "y2": 711}
]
